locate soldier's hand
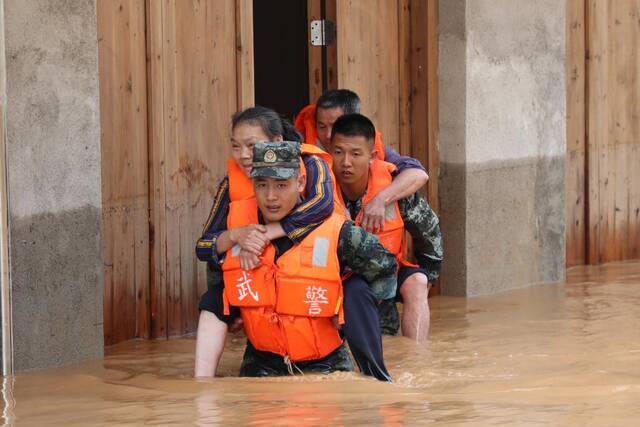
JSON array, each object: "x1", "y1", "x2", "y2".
[
  {"x1": 232, "y1": 224, "x2": 268, "y2": 255},
  {"x1": 361, "y1": 195, "x2": 385, "y2": 233},
  {"x1": 240, "y1": 249, "x2": 261, "y2": 271}
]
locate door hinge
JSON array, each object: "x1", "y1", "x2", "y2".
[{"x1": 310, "y1": 20, "x2": 336, "y2": 46}]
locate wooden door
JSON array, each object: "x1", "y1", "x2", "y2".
[
  {"x1": 335, "y1": 1, "x2": 401, "y2": 150},
  {"x1": 586, "y1": 0, "x2": 640, "y2": 264},
  {"x1": 98, "y1": 0, "x2": 441, "y2": 344},
  {"x1": 98, "y1": 0, "x2": 151, "y2": 345},
  {"x1": 99, "y1": 0, "x2": 254, "y2": 344},
  {"x1": 307, "y1": 0, "x2": 339, "y2": 101},
  {"x1": 331, "y1": 0, "x2": 440, "y2": 294},
  {"x1": 566, "y1": 0, "x2": 640, "y2": 266},
  {"x1": 147, "y1": 0, "x2": 253, "y2": 339},
  {"x1": 331, "y1": 0, "x2": 439, "y2": 210}
]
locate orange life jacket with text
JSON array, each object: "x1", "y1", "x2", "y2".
[
  {"x1": 338, "y1": 159, "x2": 415, "y2": 268},
  {"x1": 222, "y1": 202, "x2": 345, "y2": 362},
  {"x1": 294, "y1": 104, "x2": 386, "y2": 160}
]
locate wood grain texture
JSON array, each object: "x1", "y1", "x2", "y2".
[
  {"x1": 326, "y1": 0, "x2": 338, "y2": 90},
  {"x1": 97, "y1": 0, "x2": 150, "y2": 345},
  {"x1": 236, "y1": 0, "x2": 254, "y2": 110},
  {"x1": 334, "y1": 0, "x2": 438, "y2": 207},
  {"x1": 146, "y1": 0, "x2": 167, "y2": 340},
  {"x1": 586, "y1": 0, "x2": 640, "y2": 264},
  {"x1": 566, "y1": 0, "x2": 587, "y2": 266},
  {"x1": 335, "y1": 0, "x2": 400, "y2": 150},
  {"x1": 147, "y1": 0, "x2": 237, "y2": 338},
  {"x1": 587, "y1": 0, "x2": 602, "y2": 264},
  {"x1": 332, "y1": 0, "x2": 440, "y2": 292},
  {"x1": 426, "y1": 0, "x2": 439, "y2": 213},
  {"x1": 307, "y1": 0, "x2": 323, "y2": 102},
  {"x1": 398, "y1": 0, "x2": 412, "y2": 157}
]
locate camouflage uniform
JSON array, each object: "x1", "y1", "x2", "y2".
[
  {"x1": 342, "y1": 190, "x2": 443, "y2": 335},
  {"x1": 237, "y1": 141, "x2": 397, "y2": 377}
]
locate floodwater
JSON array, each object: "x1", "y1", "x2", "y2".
[{"x1": 2, "y1": 262, "x2": 640, "y2": 426}]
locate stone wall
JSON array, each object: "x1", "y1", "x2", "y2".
[
  {"x1": 3, "y1": 0, "x2": 102, "y2": 370},
  {"x1": 438, "y1": 0, "x2": 566, "y2": 296}
]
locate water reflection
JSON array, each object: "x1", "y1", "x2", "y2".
[
  {"x1": 1, "y1": 376, "x2": 15, "y2": 425},
  {"x1": 3, "y1": 261, "x2": 640, "y2": 425}
]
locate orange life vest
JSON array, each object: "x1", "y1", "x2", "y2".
[
  {"x1": 337, "y1": 159, "x2": 415, "y2": 267},
  {"x1": 227, "y1": 150, "x2": 311, "y2": 226},
  {"x1": 294, "y1": 104, "x2": 319, "y2": 149},
  {"x1": 222, "y1": 204, "x2": 345, "y2": 362},
  {"x1": 226, "y1": 143, "x2": 342, "y2": 220},
  {"x1": 294, "y1": 104, "x2": 386, "y2": 160}
]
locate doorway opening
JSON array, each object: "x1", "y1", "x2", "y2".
[{"x1": 252, "y1": 0, "x2": 310, "y2": 122}]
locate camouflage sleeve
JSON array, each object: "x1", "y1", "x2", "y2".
[
  {"x1": 337, "y1": 221, "x2": 398, "y2": 300},
  {"x1": 398, "y1": 193, "x2": 443, "y2": 282}
]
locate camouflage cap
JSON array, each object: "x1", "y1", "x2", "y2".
[{"x1": 250, "y1": 141, "x2": 301, "y2": 179}]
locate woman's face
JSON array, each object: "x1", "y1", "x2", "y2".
[{"x1": 230, "y1": 123, "x2": 275, "y2": 177}]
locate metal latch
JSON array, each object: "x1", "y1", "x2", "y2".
[{"x1": 310, "y1": 20, "x2": 336, "y2": 46}]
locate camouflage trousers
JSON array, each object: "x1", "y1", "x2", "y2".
[
  {"x1": 239, "y1": 341, "x2": 354, "y2": 377},
  {"x1": 378, "y1": 299, "x2": 401, "y2": 336}
]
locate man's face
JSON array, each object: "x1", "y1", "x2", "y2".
[
  {"x1": 316, "y1": 107, "x2": 344, "y2": 150},
  {"x1": 253, "y1": 174, "x2": 306, "y2": 223},
  {"x1": 330, "y1": 134, "x2": 374, "y2": 188}
]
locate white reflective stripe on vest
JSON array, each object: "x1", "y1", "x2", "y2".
[
  {"x1": 312, "y1": 237, "x2": 330, "y2": 267},
  {"x1": 231, "y1": 244, "x2": 241, "y2": 257},
  {"x1": 385, "y1": 204, "x2": 397, "y2": 220}
]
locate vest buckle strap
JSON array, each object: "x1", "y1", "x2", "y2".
[{"x1": 283, "y1": 355, "x2": 304, "y2": 376}]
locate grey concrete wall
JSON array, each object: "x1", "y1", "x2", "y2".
[
  {"x1": 438, "y1": 0, "x2": 566, "y2": 296},
  {"x1": 4, "y1": 0, "x2": 102, "y2": 370}
]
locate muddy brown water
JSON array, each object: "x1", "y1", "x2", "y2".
[{"x1": 2, "y1": 262, "x2": 640, "y2": 425}]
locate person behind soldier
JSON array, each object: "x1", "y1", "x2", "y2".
[
  {"x1": 294, "y1": 89, "x2": 429, "y2": 233},
  {"x1": 329, "y1": 113, "x2": 443, "y2": 341}
]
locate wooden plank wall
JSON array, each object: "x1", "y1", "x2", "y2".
[
  {"x1": 98, "y1": 0, "x2": 439, "y2": 343},
  {"x1": 566, "y1": 0, "x2": 587, "y2": 267},
  {"x1": 588, "y1": 0, "x2": 640, "y2": 263},
  {"x1": 409, "y1": 0, "x2": 439, "y2": 212},
  {"x1": 97, "y1": 0, "x2": 151, "y2": 345},
  {"x1": 567, "y1": 0, "x2": 640, "y2": 266},
  {"x1": 334, "y1": 0, "x2": 439, "y2": 210},
  {"x1": 307, "y1": 0, "x2": 323, "y2": 102},
  {"x1": 99, "y1": 0, "x2": 251, "y2": 343},
  {"x1": 147, "y1": 0, "x2": 241, "y2": 338},
  {"x1": 236, "y1": 0, "x2": 255, "y2": 110},
  {"x1": 336, "y1": 0, "x2": 401, "y2": 151}
]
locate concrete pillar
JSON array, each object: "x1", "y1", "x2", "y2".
[
  {"x1": 3, "y1": 0, "x2": 102, "y2": 370},
  {"x1": 439, "y1": 0, "x2": 566, "y2": 296}
]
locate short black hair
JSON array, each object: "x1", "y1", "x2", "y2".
[
  {"x1": 316, "y1": 89, "x2": 361, "y2": 114},
  {"x1": 331, "y1": 113, "x2": 376, "y2": 149}
]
